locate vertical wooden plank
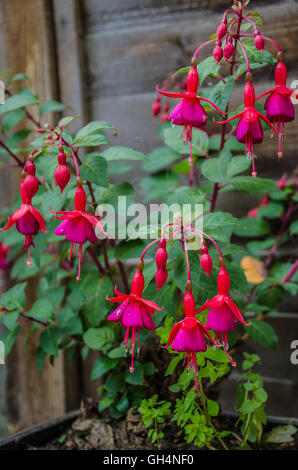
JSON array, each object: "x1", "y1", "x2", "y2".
[
  {"x1": 53, "y1": 0, "x2": 87, "y2": 129},
  {"x1": 53, "y1": 0, "x2": 101, "y2": 401},
  {"x1": 1, "y1": 0, "x2": 65, "y2": 431}
]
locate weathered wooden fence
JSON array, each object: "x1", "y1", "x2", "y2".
[{"x1": 0, "y1": 0, "x2": 297, "y2": 434}]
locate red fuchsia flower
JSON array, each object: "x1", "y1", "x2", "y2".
[
  {"x1": 107, "y1": 265, "x2": 162, "y2": 372},
  {"x1": 254, "y1": 30, "x2": 265, "y2": 52},
  {"x1": 0, "y1": 242, "x2": 11, "y2": 270},
  {"x1": 200, "y1": 242, "x2": 213, "y2": 277},
  {"x1": 51, "y1": 185, "x2": 105, "y2": 281},
  {"x1": 224, "y1": 36, "x2": 234, "y2": 61},
  {"x1": 55, "y1": 149, "x2": 70, "y2": 194},
  {"x1": 216, "y1": 16, "x2": 227, "y2": 40},
  {"x1": 156, "y1": 63, "x2": 225, "y2": 163},
  {"x1": 155, "y1": 238, "x2": 168, "y2": 290},
  {"x1": 22, "y1": 160, "x2": 39, "y2": 200},
  {"x1": 165, "y1": 290, "x2": 216, "y2": 390},
  {"x1": 151, "y1": 95, "x2": 161, "y2": 117},
  {"x1": 247, "y1": 197, "x2": 269, "y2": 218},
  {"x1": 214, "y1": 78, "x2": 280, "y2": 176},
  {"x1": 256, "y1": 60, "x2": 296, "y2": 157},
  {"x1": 197, "y1": 265, "x2": 250, "y2": 366},
  {"x1": 213, "y1": 40, "x2": 223, "y2": 64},
  {"x1": 1, "y1": 183, "x2": 47, "y2": 266}
]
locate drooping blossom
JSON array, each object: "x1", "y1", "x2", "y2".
[
  {"x1": 51, "y1": 185, "x2": 105, "y2": 281},
  {"x1": 156, "y1": 63, "x2": 225, "y2": 163},
  {"x1": 55, "y1": 148, "x2": 70, "y2": 194},
  {"x1": 0, "y1": 242, "x2": 11, "y2": 270},
  {"x1": 214, "y1": 77, "x2": 280, "y2": 176},
  {"x1": 165, "y1": 290, "x2": 216, "y2": 390},
  {"x1": 256, "y1": 60, "x2": 296, "y2": 157},
  {"x1": 155, "y1": 238, "x2": 168, "y2": 290},
  {"x1": 1, "y1": 183, "x2": 47, "y2": 266},
  {"x1": 107, "y1": 265, "x2": 162, "y2": 372},
  {"x1": 247, "y1": 197, "x2": 269, "y2": 218},
  {"x1": 197, "y1": 265, "x2": 250, "y2": 366},
  {"x1": 200, "y1": 241, "x2": 213, "y2": 277}
]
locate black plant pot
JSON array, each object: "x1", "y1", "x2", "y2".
[{"x1": 0, "y1": 409, "x2": 297, "y2": 450}]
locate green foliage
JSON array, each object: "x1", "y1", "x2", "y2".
[{"x1": 138, "y1": 395, "x2": 171, "y2": 447}]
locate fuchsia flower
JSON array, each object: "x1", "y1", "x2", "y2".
[
  {"x1": 200, "y1": 242, "x2": 213, "y2": 277},
  {"x1": 1, "y1": 183, "x2": 47, "y2": 266},
  {"x1": 156, "y1": 64, "x2": 225, "y2": 162},
  {"x1": 247, "y1": 197, "x2": 269, "y2": 218},
  {"x1": 197, "y1": 266, "x2": 250, "y2": 366},
  {"x1": 214, "y1": 78, "x2": 279, "y2": 176},
  {"x1": 155, "y1": 238, "x2": 168, "y2": 291},
  {"x1": 55, "y1": 149, "x2": 70, "y2": 194},
  {"x1": 256, "y1": 61, "x2": 296, "y2": 157},
  {"x1": 107, "y1": 266, "x2": 162, "y2": 372},
  {"x1": 165, "y1": 290, "x2": 216, "y2": 390},
  {"x1": 51, "y1": 185, "x2": 105, "y2": 281},
  {"x1": 0, "y1": 242, "x2": 11, "y2": 270}
]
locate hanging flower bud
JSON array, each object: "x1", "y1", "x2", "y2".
[
  {"x1": 200, "y1": 242, "x2": 213, "y2": 277},
  {"x1": 74, "y1": 184, "x2": 87, "y2": 211},
  {"x1": 160, "y1": 104, "x2": 170, "y2": 122},
  {"x1": 22, "y1": 161, "x2": 39, "y2": 200},
  {"x1": 217, "y1": 17, "x2": 227, "y2": 40},
  {"x1": 155, "y1": 239, "x2": 167, "y2": 270},
  {"x1": 151, "y1": 96, "x2": 161, "y2": 117},
  {"x1": 217, "y1": 266, "x2": 230, "y2": 295},
  {"x1": 131, "y1": 268, "x2": 145, "y2": 296},
  {"x1": 224, "y1": 37, "x2": 234, "y2": 60},
  {"x1": 156, "y1": 268, "x2": 168, "y2": 291},
  {"x1": 55, "y1": 150, "x2": 70, "y2": 194},
  {"x1": 213, "y1": 41, "x2": 223, "y2": 64},
  {"x1": 183, "y1": 290, "x2": 196, "y2": 317},
  {"x1": 254, "y1": 30, "x2": 264, "y2": 52}
]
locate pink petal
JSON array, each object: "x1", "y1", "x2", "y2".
[
  {"x1": 140, "y1": 305, "x2": 156, "y2": 330},
  {"x1": 108, "y1": 299, "x2": 129, "y2": 322},
  {"x1": 206, "y1": 304, "x2": 235, "y2": 332},
  {"x1": 265, "y1": 92, "x2": 295, "y2": 122},
  {"x1": 236, "y1": 117, "x2": 250, "y2": 143},
  {"x1": 250, "y1": 119, "x2": 264, "y2": 144},
  {"x1": 121, "y1": 302, "x2": 143, "y2": 328}
]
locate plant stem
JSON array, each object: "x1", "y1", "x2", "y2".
[
  {"x1": 198, "y1": 377, "x2": 211, "y2": 450},
  {"x1": 282, "y1": 259, "x2": 298, "y2": 284}
]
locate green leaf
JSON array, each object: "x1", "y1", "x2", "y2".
[
  {"x1": 164, "y1": 126, "x2": 208, "y2": 156},
  {"x1": 233, "y1": 217, "x2": 270, "y2": 238},
  {"x1": 142, "y1": 146, "x2": 180, "y2": 173},
  {"x1": 39, "y1": 100, "x2": 64, "y2": 115},
  {"x1": 80, "y1": 153, "x2": 108, "y2": 188},
  {"x1": 0, "y1": 90, "x2": 39, "y2": 114},
  {"x1": 244, "y1": 319, "x2": 278, "y2": 349},
  {"x1": 239, "y1": 399, "x2": 262, "y2": 414},
  {"x1": 8, "y1": 73, "x2": 29, "y2": 83},
  {"x1": 290, "y1": 221, "x2": 298, "y2": 235},
  {"x1": 204, "y1": 211, "x2": 241, "y2": 242},
  {"x1": 229, "y1": 176, "x2": 277, "y2": 194},
  {"x1": 75, "y1": 121, "x2": 114, "y2": 137},
  {"x1": 73, "y1": 133, "x2": 109, "y2": 147},
  {"x1": 83, "y1": 327, "x2": 115, "y2": 351},
  {"x1": 257, "y1": 202, "x2": 283, "y2": 219},
  {"x1": 201, "y1": 346, "x2": 231, "y2": 363},
  {"x1": 124, "y1": 361, "x2": 144, "y2": 385},
  {"x1": 25, "y1": 299, "x2": 54, "y2": 322},
  {"x1": 0, "y1": 324, "x2": 20, "y2": 356},
  {"x1": 6, "y1": 129, "x2": 31, "y2": 148},
  {"x1": 102, "y1": 146, "x2": 145, "y2": 161},
  {"x1": 197, "y1": 56, "x2": 220, "y2": 84},
  {"x1": 208, "y1": 76, "x2": 234, "y2": 110},
  {"x1": 58, "y1": 115, "x2": 78, "y2": 127},
  {"x1": 165, "y1": 354, "x2": 183, "y2": 376},
  {"x1": 108, "y1": 344, "x2": 127, "y2": 359},
  {"x1": 39, "y1": 326, "x2": 62, "y2": 356},
  {"x1": 264, "y1": 425, "x2": 297, "y2": 444},
  {"x1": 1, "y1": 282, "x2": 26, "y2": 312},
  {"x1": 207, "y1": 398, "x2": 220, "y2": 417},
  {"x1": 2, "y1": 108, "x2": 25, "y2": 131},
  {"x1": 82, "y1": 276, "x2": 113, "y2": 327},
  {"x1": 98, "y1": 395, "x2": 115, "y2": 412},
  {"x1": 91, "y1": 356, "x2": 118, "y2": 379}
]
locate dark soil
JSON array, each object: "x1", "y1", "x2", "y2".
[{"x1": 29, "y1": 399, "x2": 298, "y2": 451}]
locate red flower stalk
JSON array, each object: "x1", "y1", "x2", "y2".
[
  {"x1": 155, "y1": 238, "x2": 168, "y2": 290},
  {"x1": 165, "y1": 290, "x2": 216, "y2": 390},
  {"x1": 256, "y1": 60, "x2": 296, "y2": 157},
  {"x1": 197, "y1": 266, "x2": 250, "y2": 366},
  {"x1": 214, "y1": 78, "x2": 279, "y2": 176},
  {"x1": 51, "y1": 185, "x2": 105, "y2": 281},
  {"x1": 55, "y1": 149, "x2": 70, "y2": 194},
  {"x1": 156, "y1": 64, "x2": 225, "y2": 163},
  {"x1": 1, "y1": 183, "x2": 47, "y2": 266},
  {"x1": 107, "y1": 266, "x2": 162, "y2": 372}
]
